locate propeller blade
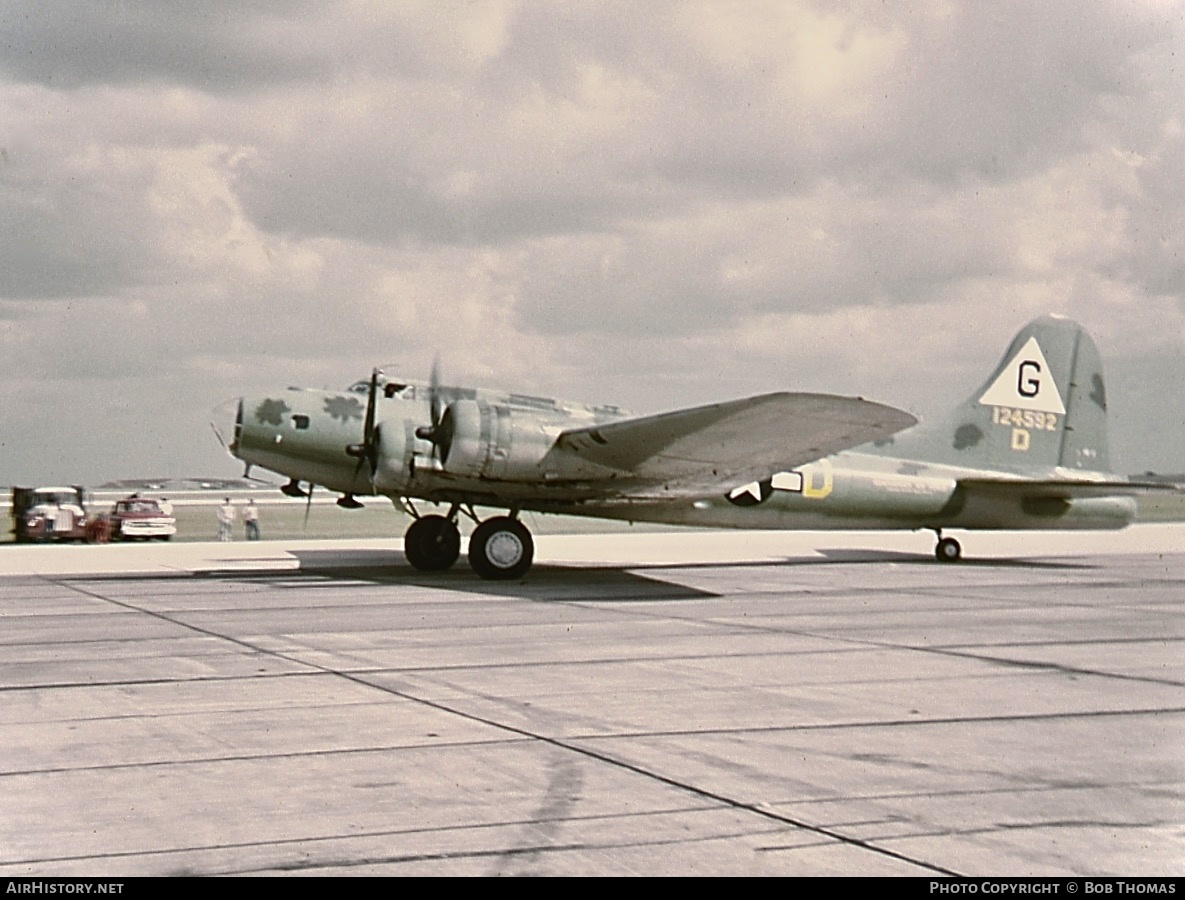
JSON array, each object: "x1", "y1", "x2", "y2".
[
  {"x1": 412, "y1": 355, "x2": 448, "y2": 462},
  {"x1": 348, "y1": 368, "x2": 382, "y2": 485},
  {"x1": 437, "y1": 403, "x2": 457, "y2": 465},
  {"x1": 429, "y1": 355, "x2": 442, "y2": 429},
  {"x1": 363, "y1": 368, "x2": 379, "y2": 445},
  {"x1": 367, "y1": 424, "x2": 381, "y2": 484},
  {"x1": 304, "y1": 483, "x2": 314, "y2": 528}
]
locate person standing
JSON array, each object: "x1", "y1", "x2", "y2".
[
  {"x1": 243, "y1": 499, "x2": 261, "y2": 541},
  {"x1": 217, "y1": 498, "x2": 236, "y2": 541}
]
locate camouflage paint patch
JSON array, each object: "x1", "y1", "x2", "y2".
[
  {"x1": 1090, "y1": 373, "x2": 1107, "y2": 411},
  {"x1": 325, "y1": 394, "x2": 365, "y2": 423},
  {"x1": 255, "y1": 398, "x2": 290, "y2": 426},
  {"x1": 952, "y1": 423, "x2": 983, "y2": 450}
]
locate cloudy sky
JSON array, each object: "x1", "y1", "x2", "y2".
[{"x1": 2, "y1": 0, "x2": 1183, "y2": 486}]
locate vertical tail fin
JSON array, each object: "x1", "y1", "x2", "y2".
[{"x1": 872, "y1": 316, "x2": 1111, "y2": 474}]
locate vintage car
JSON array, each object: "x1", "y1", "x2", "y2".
[
  {"x1": 10, "y1": 486, "x2": 91, "y2": 542},
  {"x1": 108, "y1": 497, "x2": 177, "y2": 541}
]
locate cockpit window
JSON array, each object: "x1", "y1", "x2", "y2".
[
  {"x1": 347, "y1": 375, "x2": 411, "y2": 398},
  {"x1": 291, "y1": 414, "x2": 310, "y2": 430}
]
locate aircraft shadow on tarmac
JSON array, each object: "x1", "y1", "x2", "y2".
[
  {"x1": 284, "y1": 549, "x2": 718, "y2": 601},
  {"x1": 228, "y1": 546, "x2": 1096, "y2": 602},
  {"x1": 809, "y1": 548, "x2": 1094, "y2": 569}
]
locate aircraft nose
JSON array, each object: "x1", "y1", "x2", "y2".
[{"x1": 210, "y1": 397, "x2": 243, "y2": 456}]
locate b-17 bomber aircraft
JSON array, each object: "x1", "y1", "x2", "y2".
[{"x1": 223, "y1": 316, "x2": 1163, "y2": 579}]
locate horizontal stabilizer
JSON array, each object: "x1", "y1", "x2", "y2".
[
  {"x1": 551, "y1": 392, "x2": 916, "y2": 489},
  {"x1": 956, "y1": 477, "x2": 1179, "y2": 499}
]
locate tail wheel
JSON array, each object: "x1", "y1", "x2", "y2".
[
  {"x1": 935, "y1": 536, "x2": 962, "y2": 562},
  {"x1": 468, "y1": 516, "x2": 534, "y2": 580},
  {"x1": 403, "y1": 515, "x2": 461, "y2": 571}
]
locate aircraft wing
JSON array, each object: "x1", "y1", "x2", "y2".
[{"x1": 548, "y1": 392, "x2": 916, "y2": 493}]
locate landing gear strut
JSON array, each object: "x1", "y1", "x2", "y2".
[
  {"x1": 400, "y1": 506, "x2": 536, "y2": 580},
  {"x1": 934, "y1": 533, "x2": 962, "y2": 562}
]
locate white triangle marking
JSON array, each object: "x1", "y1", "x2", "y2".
[
  {"x1": 729, "y1": 481, "x2": 763, "y2": 502},
  {"x1": 978, "y1": 336, "x2": 1066, "y2": 414}
]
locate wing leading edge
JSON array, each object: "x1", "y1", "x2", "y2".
[{"x1": 548, "y1": 392, "x2": 916, "y2": 493}]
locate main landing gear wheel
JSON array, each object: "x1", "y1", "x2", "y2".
[
  {"x1": 403, "y1": 515, "x2": 461, "y2": 571},
  {"x1": 935, "y1": 536, "x2": 962, "y2": 562},
  {"x1": 468, "y1": 516, "x2": 534, "y2": 580}
]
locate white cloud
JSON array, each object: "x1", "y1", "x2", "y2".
[{"x1": 0, "y1": 1, "x2": 1183, "y2": 483}]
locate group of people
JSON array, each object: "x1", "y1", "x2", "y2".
[{"x1": 217, "y1": 498, "x2": 261, "y2": 541}]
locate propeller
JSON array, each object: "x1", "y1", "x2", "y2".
[
  {"x1": 414, "y1": 355, "x2": 455, "y2": 463},
  {"x1": 345, "y1": 368, "x2": 381, "y2": 483},
  {"x1": 304, "y1": 482, "x2": 314, "y2": 528},
  {"x1": 429, "y1": 355, "x2": 443, "y2": 438}
]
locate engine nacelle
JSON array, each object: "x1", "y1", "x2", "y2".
[
  {"x1": 441, "y1": 400, "x2": 564, "y2": 481},
  {"x1": 370, "y1": 420, "x2": 411, "y2": 493}
]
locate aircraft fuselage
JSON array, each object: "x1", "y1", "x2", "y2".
[{"x1": 232, "y1": 382, "x2": 1136, "y2": 536}]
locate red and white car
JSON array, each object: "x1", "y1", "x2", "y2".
[{"x1": 108, "y1": 497, "x2": 177, "y2": 541}]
